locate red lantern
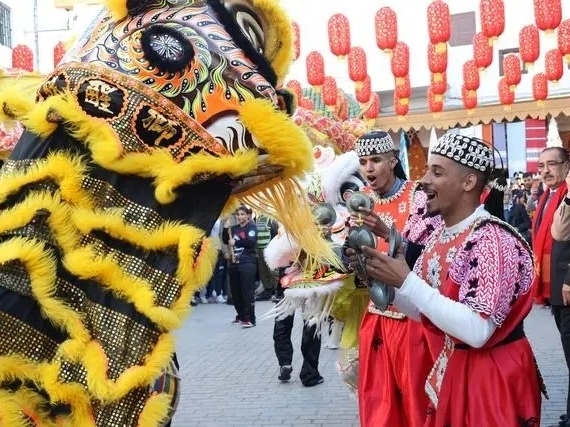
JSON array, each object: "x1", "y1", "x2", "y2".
[
  {"x1": 502, "y1": 54, "x2": 522, "y2": 91},
  {"x1": 473, "y1": 32, "x2": 493, "y2": 70},
  {"x1": 519, "y1": 25, "x2": 540, "y2": 70},
  {"x1": 461, "y1": 85, "x2": 478, "y2": 111},
  {"x1": 558, "y1": 19, "x2": 570, "y2": 64},
  {"x1": 299, "y1": 97, "x2": 314, "y2": 110},
  {"x1": 428, "y1": 87, "x2": 444, "y2": 114},
  {"x1": 534, "y1": 0, "x2": 562, "y2": 33},
  {"x1": 53, "y1": 42, "x2": 66, "y2": 67},
  {"x1": 375, "y1": 7, "x2": 398, "y2": 53},
  {"x1": 545, "y1": 48, "x2": 564, "y2": 83},
  {"x1": 328, "y1": 14, "x2": 351, "y2": 58},
  {"x1": 306, "y1": 51, "x2": 325, "y2": 88},
  {"x1": 532, "y1": 73, "x2": 548, "y2": 105},
  {"x1": 364, "y1": 92, "x2": 380, "y2": 120},
  {"x1": 462, "y1": 60, "x2": 480, "y2": 93},
  {"x1": 355, "y1": 75, "x2": 372, "y2": 103},
  {"x1": 427, "y1": 42, "x2": 448, "y2": 80},
  {"x1": 11, "y1": 45, "x2": 34, "y2": 72},
  {"x1": 292, "y1": 22, "x2": 301, "y2": 61},
  {"x1": 322, "y1": 77, "x2": 338, "y2": 109},
  {"x1": 498, "y1": 77, "x2": 515, "y2": 109},
  {"x1": 394, "y1": 95, "x2": 409, "y2": 117},
  {"x1": 427, "y1": 0, "x2": 451, "y2": 53},
  {"x1": 395, "y1": 75, "x2": 411, "y2": 99},
  {"x1": 285, "y1": 80, "x2": 302, "y2": 102},
  {"x1": 430, "y1": 72, "x2": 447, "y2": 97},
  {"x1": 391, "y1": 42, "x2": 410, "y2": 86},
  {"x1": 348, "y1": 47, "x2": 367, "y2": 84},
  {"x1": 479, "y1": 0, "x2": 505, "y2": 43}
]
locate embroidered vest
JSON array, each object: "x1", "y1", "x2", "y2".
[{"x1": 363, "y1": 181, "x2": 417, "y2": 319}]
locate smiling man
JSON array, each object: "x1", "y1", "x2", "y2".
[
  {"x1": 533, "y1": 147, "x2": 570, "y2": 307},
  {"x1": 349, "y1": 130, "x2": 440, "y2": 427},
  {"x1": 358, "y1": 133, "x2": 543, "y2": 427}
]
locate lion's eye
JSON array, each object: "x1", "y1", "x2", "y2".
[{"x1": 140, "y1": 25, "x2": 195, "y2": 74}]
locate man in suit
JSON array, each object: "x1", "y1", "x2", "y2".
[
  {"x1": 532, "y1": 147, "x2": 570, "y2": 307},
  {"x1": 551, "y1": 167, "x2": 570, "y2": 427}
]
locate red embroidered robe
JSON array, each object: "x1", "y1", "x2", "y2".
[
  {"x1": 358, "y1": 182, "x2": 439, "y2": 427},
  {"x1": 415, "y1": 219, "x2": 541, "y2": 427}
]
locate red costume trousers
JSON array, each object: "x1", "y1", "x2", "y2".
[{"x1": 358, "y1": 311, "x2": 429, "y2": 427}]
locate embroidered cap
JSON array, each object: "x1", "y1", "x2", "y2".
[
  {"x1": 431, "y1": 133, "x2": 494, "y2": 174},
  {"x1": 355, "y1": 130, "x2": 396, "y2": 157}
]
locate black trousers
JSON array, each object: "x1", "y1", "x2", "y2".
[
  {"x1": 228, "y1": 262, "x2": 257, "y2": 324},
  {"x1": 553, "y1": 305, "x2": 570, "y2": 415},
  {"x1": 206, "y1": 252, "x2": 227, "y2": 298},
  {"x1": 273, "y1": 312, "x2": 322, "y2": 385}
]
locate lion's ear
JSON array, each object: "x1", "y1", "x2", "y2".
[
  {"x1": 126, "y1": 0, "x2": 159, "y2": 15},
  {"x1": 104, "y1": 0, "x2": 128, "y2": 20}
]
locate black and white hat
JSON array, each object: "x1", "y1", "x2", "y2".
[
  {"x1": 355, "y1": 130, "x2": 396, "y2": 157},
  {"x1": 431, "y1": 133, "x2": 494, "y2": 174}
]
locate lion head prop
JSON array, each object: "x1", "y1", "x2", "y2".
[
  {"x1": 0, "y1": 1, "x2": 337, "y2": 426},
  {"x1": 263, "y1": 107, "x2": 366, "y2": 322}
]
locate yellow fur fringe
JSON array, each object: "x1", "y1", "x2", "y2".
[
  {"x1": 0, "y1": 91, "x2": 260, "y2": 205},
  {"x1": 238, "y1": 99, "x2": 340, "y2": 269},
  {"x1": 237, "y1": 179, "x2": 342, "y2": 271},
  {"x1": 0, "y1": 153, "x2": 214, "y2": 424},
  {"x1": 0, "y1": 73, "x2": 322, "y2": 424}
]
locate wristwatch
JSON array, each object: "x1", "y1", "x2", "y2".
[{"x1": 564, "y1": 196, "x2": 570, "y2": 206}]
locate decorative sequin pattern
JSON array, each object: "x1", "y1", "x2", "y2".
[
  {"x1": 0, "y1": 260, "x2": 32, "y2": 297},
  {"x1": 55, "y1": 279, "x2": 160, "y2": 380},
  {"x1": 80, "y1": 234, "x2": 182, "y2": 308},
  {"x1": 82, "y1": 176, "x2": 165, "y2": 231},
  {"x1": 1, "y1": 158, "x2": 38, "y2": 174},
  {"x1": 92, "y1": 388, "x2": 150, "y2": 427},
  {"x1": 0, "y1": 311, "x2": 60, "y2": 362}
]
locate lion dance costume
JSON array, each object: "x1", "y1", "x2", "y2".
[
  {"x1": 264, "y1": 107, "x2": 368, "y2": 392},
  {"x1": 0, "y1": 1, "x2": 337, "y2": 426}
]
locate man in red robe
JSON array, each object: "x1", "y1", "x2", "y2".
[
  {"x1": 354, "y1": 133, "x2": 543, "y2": 426},
  {"x1": 348, "y1": 131, "x2": 440, "y2": 427}
]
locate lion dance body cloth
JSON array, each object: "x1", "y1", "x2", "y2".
[{"x1": 0, "y1": 1, "x2": 337, "y2": 426}]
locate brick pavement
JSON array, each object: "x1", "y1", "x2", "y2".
[{"x1": 172, "y1": 301, "x2": 566, "y2": 427}]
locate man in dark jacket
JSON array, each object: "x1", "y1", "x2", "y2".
[{"x1": 550, "y1": 166, "x2": 570, "y2": 427}]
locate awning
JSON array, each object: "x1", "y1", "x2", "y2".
[{"x1": 373, "y1": 96, "x2": 570, "y2": 132}]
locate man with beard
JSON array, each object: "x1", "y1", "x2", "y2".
[
  {"x1": 354, "y1": 133, "x2": 543, "y2": 426},
  {"x1": 347, "y1": 130, "x2": 440, "y2": 427}
]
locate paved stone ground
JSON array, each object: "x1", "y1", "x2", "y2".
[{"x1": 172, "y1": 301, "x2": 566, "y2": 427}]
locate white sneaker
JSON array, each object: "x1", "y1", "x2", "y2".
[
  {"x1": 200, "y1": 296, "x2": 208, "y2": 304},
  {"x1": 216, "y1": 295, "x2": 226, "y2": 303}
]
